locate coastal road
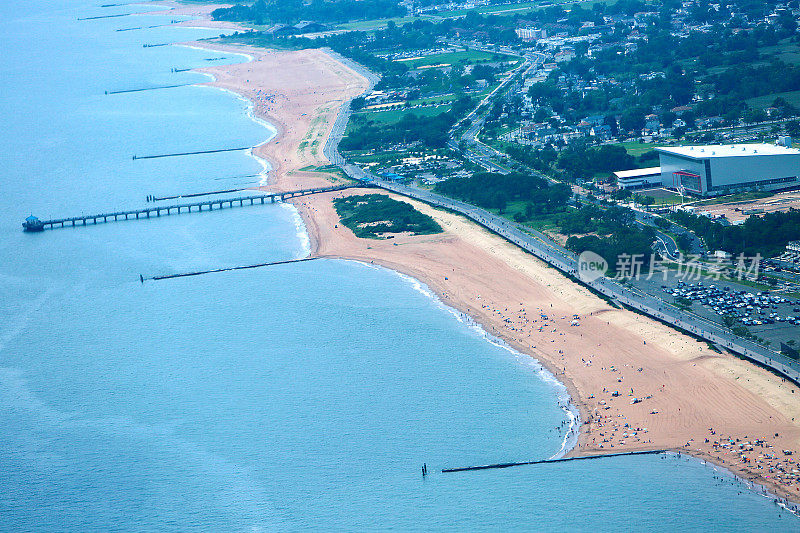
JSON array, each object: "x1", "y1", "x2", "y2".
[
  {"x1": 319, "y1": 50, "x2": 800, "y2": 384},
  {"x1": 371, "y1": 180, "x2": 800, "y2": 385}
]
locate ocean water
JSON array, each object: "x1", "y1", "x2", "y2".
[{"x1": 0, "y1": 1, "x2": 796, "y2": 531}]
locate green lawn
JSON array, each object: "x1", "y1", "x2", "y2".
[
  {"x1": 690, "y1": 190, "x2": 774, "y2": 206},
  {"x1": 635, "y1": 190, "x2": 684, "y2": 206},
  {"x1": 433, "y1": 0, "x2": 543, "y2": 18},
  {"x1": 616, "y1": 141, "x2": 658, "y2": 158},
  {"x1": 354, "y1": 104, "x2": 451, "y2": 124},
  {"x1": 747, "y1": 90, "x2": 800, "y2": 110},
  {"x1": 757, "y1": 38, "x2": 800, "y2": 65},
  {"x1": 407, "y1": 94, "x2": 459, "y2": 106},
  {"x1": 396, "y1": 49, "x2": 505, "y2": 69},
  {"x1": 433, "y1": 0, "x2": 618, "y2": 18},
  {"x1": 336, "y1": 14, "x2": 439, "y2": 31}
]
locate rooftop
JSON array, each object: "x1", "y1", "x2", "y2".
[
  {"x1": 614, "y1": 166, "x2": 661, "y2": 179},
  {"x1": 655, "y1": 144, "x2": 800, "y2": 159}
]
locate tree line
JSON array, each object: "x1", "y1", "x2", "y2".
[
  {"x1": 670, "y1": 208, "x2": 800, "y2": 258},
  {"x1": 212, "y1": 0, "x2": 404, "y2": 25}
]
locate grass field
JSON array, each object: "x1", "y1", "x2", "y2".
[
  {"x1": 747, "y1": 90, "x2": 800, "y2": 111},
  {"x1": 354, "y1": 104, "x2": 451, "y2": 124},
  {"x1": 757, "y1": 38, "x2": 800, "y2": 65},
  {"x1": 636, "y1": 188, "x2": 684, "y2": 205},
  {"x1": 616, "y1": 141, "x2": 658, "y2": 157},
  {"x1": 432, "y1": 0, "x2": 619, "y2": 18},
  {"x1": 336, "y1": 14, "x2": 440, "y2": 31},
  {"x1": 432, "y1": 0, "x2": 542, "y2": 18},
  {"x1": 396, "y1": 49, "x2": 505, "y2": 69},
  {"x1": 689, "y1": 190, "x2": 774, "y2": 206},
  {"x1": 407, "y1": 93, "x2": 460, "y2": 106}
]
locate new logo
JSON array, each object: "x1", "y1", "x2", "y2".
[{"x1": 578, "y1": 251, "x2": 607, "y2": 282}]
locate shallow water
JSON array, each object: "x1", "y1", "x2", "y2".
[{"x1": 0, "y1": 1, "x2": 796, "y2": 530}]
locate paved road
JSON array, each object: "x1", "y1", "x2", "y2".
[
  {"x1": 372, "y1": 180, "x2": 800, "y2": 385},
  {"x1": 321, "y1": 48, "x2": 380, "y2": 167},
  {"x1": 318, "y1": 49, "x2": 800, "y2": 384},
  {"x1": 631, "y1": 210, "x2": 703, "y2": 259},
  {"x1": 447, "y1": 50, "x2": 546, "y2": 174}
]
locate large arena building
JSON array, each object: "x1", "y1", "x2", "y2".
[{"x1": 654, "y1": 144, "x2": 800, "y2": 197}]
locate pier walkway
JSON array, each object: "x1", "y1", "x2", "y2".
[{"x1": 25, "y1": 185, "x2": 354, "y2": 231}]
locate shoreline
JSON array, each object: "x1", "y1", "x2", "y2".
[
  {"x1": 383, "y1": 261, "x2": 582, "y2": 459},
  {"x1": 153, "y1": 3, "x2": 800, "y2": 508}
]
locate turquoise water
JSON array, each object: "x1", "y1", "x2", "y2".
[{"x1": 0, "y1": 1, "x2": 796, "y2": 530}]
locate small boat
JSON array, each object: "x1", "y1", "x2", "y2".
[{"x1": 22, "y1": 215, "x2": 45, "y2": 232}]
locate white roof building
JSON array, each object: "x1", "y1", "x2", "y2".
[
  {"x1": 614, "y1": 167, "x2": 662, "y2": 189},
  {"x1": 655, "y1": 144, "x2": 800, "y2": 196}
]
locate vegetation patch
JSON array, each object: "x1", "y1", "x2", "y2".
[
  {"x1": 669, "y1": 209, "x2": 800, "y2": 257},
  {"x1": 560, "y1": 205, "x2": 657, "y2": 274},
  {"x1": 333, "y1": 194, "x2": 442, "y2": 239},
  {"x1": 433, "y1": 171, "x2": 571, "y2": 215}
]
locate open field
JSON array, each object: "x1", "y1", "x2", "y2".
[
  {"x1": 691, "y1": 190, "x2": 774, "y2": 206},
  {"x1": 636, "y1": 187, "x2": 684, "y2": 205},
  {"x1": 336, "y1": 14, "x2": 441, "y2": 31},
  {"x1": 616, "y1": 141, "x2": 659, "y2": 157},
  {"x1": 693, "y1": 190, "x2": 800, "y2": 223},
  {"x1": 748, "y1": 90, "x2": 800, "y2": 111},
  {"x1": 354, "y1": 104, "x2": 451, "y2": 124},
  {"x1": 432, "y1": 0, "x2": 619, "y2": 18},
  {"x1": 757, "y1": 38, "x2": 800, "y2": 65},
  {"x1": 396, "y1": 49, "x2": 502, "y2": 69},
  {"x1": 431, "y1": 0, "x2": 543, "y2": 18}
]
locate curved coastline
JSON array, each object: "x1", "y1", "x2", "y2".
[
  {"x1": 353, "y1": 258, "x2": 581, "y2": 459},
  {"x1": 144, "y1": 2, "x2": 800, "y2": 511},
  {"x1": 168, "y1": 11, "x2": 585, "y2": 460},
  {"x1": 188, "y1": 41, "x2": 800, "y2": 510}
]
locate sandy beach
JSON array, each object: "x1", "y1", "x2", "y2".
[{"x1": 168, "y1": 7, "x2": 800, "y2": 504}]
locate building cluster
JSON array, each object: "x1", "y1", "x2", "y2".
[
  {"x1": 498, "y1": 1, "x2": 800, "y2": 148},
  {"x1": 775, "y1": 241, "x2": 800, "y2": 269}
]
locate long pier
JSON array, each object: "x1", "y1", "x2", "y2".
[
  {"x1": 26, "y1": 185, "x2": 353, "y2": 231},
  {"x1": 441, "y1": 450, "x2": 667, "y2": 473}
]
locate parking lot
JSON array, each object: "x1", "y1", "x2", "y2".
[
  {"x1": 629, "y1": 270, "x2": 800, "y2": 348},
  {"x1": 666, "y1": 282, "x2": 800, "y2": 325}
]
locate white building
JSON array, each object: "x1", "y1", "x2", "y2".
[
  {"x1": 515, "y1": 27, "x2": 547, "y2": 42},
  {"x1": 614, "y1": 167, "x2": 662, "y2": 189},
  {"x1": 655, "y1": 144, "x2": 800, "y2": 196}
]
